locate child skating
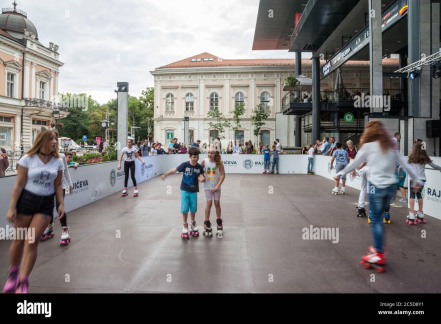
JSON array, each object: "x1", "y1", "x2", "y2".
[
  {"x1": 262, "y1": 144, "x2": 270, "y2": 174},
  {"x1": 406, "y1": 142, "x2": 441, "y2": 225},
  {"x1": 330, "y1": 142, "x2": 349, "y2": 195},
  {"x1": 117, "y1": 139, "x2": 145, "y2": 197},
  {"x1": 161, "y1": 147, "x2": 205, "y2": 239},
  {"x1": 200, "y1": 146, "x2": 225, "y2": 238}
]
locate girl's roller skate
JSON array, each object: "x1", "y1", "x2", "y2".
[
  {"x1": 216, "y1": 218, "x2": 223, "y2": 238},
  {"x1": 357, "y1": 207, "x2": 366, "y2": 218},
  {"x1": 332, "y1": 187, "x2": 339, "y2": 195},
  {"x1": 416, "y1": 211, "x2": 426, "y2": 224},
  {"x1": 40, "y1": 223, "x2": 54, "y2": 241},
  {"x1": 133, "y1": 187, "x2": 138, "y2": 197},
  {"x1": 3, "y1": 266, "x2": 19, "y2": 294},
  {"x1": 360, "y1": 247, "x2": 386, "y2": 273},
  {"x1": 181, "y1": 223, "x2": 189, "y2": 240},
  {"x1": 189, "y1": 221, "x2": 199, "y2": 237},
  {"x1": 406, "y1": 212, "x2": 417, "y2": 225},
  {"x1": 339, "y1": 187, "x2": 346, "y2": 195},
  {"x1": 15, "y1": 276, "x2": 29, "y2": 294},
  {"x1": 60, "y1": 226, "x2": 71, "y2": 246},
  {"x1": 368, "y1": 211, "x2": 372, "y2": 224},
  {"x1": 203, "y1": 220, "x2": 213, "y2": 237},
  {"x1": 121, "y1": 188, "x2": 128, "y2": 197},
  {"x1": 383, "y1": 212, "x2": 391, "y2": 224}
]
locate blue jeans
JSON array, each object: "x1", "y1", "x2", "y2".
[
  {"x1": 272, "y1": 158, "x2": 279, "y2": 172},
  {"x1": 264, "y1": 159, "x2": 270, "y2": 170},
  {"x1": 307, "y1": 157, "x2": 314, "y2": 172},
  {"x1": 368, "y1": 184, "x2": 396, "y2": 253}
]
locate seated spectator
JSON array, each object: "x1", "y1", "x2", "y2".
[
  {"x1": 192, "y1": 140, "x2": 201, "y2": 148},
  {"x1": 156, "y1": 143, "x2": 166, "y2": 155},
  {"x1": 180, "y1": 143, "x2": 188, "y2": 154}
]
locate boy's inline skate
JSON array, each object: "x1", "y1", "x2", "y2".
[
  {"x1": 203, "y1": 220, "x2": 213, "y2": 237},
  {"x1": 332, "y1": 187, "x2": 339, "y2": 195},
  {"x1": 357, "y1": 207, "x2": 366, "y2": 218},
  {"x1": 121, "y1": 188, "x2": 128, "y2": 197},
  {"x1": 181, "y1": 223, "x2": 189, "y2": 239},
  {"x1": 406, "y1": 212, "x2": 417, "y2": 225},
  {"x1": 339, "y1": 187, "x2": 346, "y2": 195},
  {"x1": 41, "y1": 223, "x2": 54, "y2": 241},
  {"x1": 383, "y1": 212, "x2": 391, "y2": 224},
  {"x1": 416, "y1": 211, "x2": 426, "y2": 224},
  {"x1": 360, "y1": 247, "x2": 386, "y2": 273},
  {"x1": 216, "y1": 218, "x2": 223, "y2": 238},
  {"x1": 133, "y1": 187, "x2": 138, "y2": 197},
  {"x1": 189, "y1": 221, "x2": 199, "y2": 237},
  {"x1": 60, "y1": 226, "x2": 71, "y2": 246}
]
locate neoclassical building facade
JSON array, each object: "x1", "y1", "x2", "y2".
[
  {"x1": 0, "y1": 3, "x2": 64, "y2": 153},
  {"x1": 151, "y1": 52, "x2": 400, "y2": 148}
]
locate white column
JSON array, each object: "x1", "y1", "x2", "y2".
[
  {"x1": 23, "y1": 60, "x2": 30, "y2": 99},
  {"x1": 55, "y1": 72, "x2": 59, "y2": 98},
  {"x1": 275, "y1": 78, "x2": 281, "y2": 115},
  {"x1": 224, "y1": 79, "x2": 230, "y2": 116},
  {"x1": 199, "y1": 79, "x2": 205, "y2": 115},
  {"x1": 249, "y1": 79, "x2": 255, "y2": 117},
  {"x1": 50, "y1": 71, "x2": 54, "y2": 102},
  {"x1": 31, "y1": 63, "x2": 36, "y2": 99}
]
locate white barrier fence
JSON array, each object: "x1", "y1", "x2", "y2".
[{"x1": 1, "y1": 154, "x2": 440, "y2": 236}]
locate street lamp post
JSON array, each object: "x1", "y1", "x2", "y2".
[{"x1": 131, "y1": 126, "x2": 140, "y2": 142}]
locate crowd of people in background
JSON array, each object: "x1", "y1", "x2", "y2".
[{"x1": 134, "y1": 137, "x2": 283, "y2": 156}]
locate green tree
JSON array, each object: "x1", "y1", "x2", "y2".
[
  {"x1": 232, "y1": 103, "x2": 245, "y2": 130},
  {"x1": 207, "y1": 109, "x2": 231, "y2": 140},
  {"x1": 251, "y1": 104, "x2": 270, "y2": 141},
  {"x1": 137, "y1": 87, "x2": 155, "y2": 140}
]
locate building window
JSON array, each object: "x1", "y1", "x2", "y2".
[
  {"x1": 260, "y1": 92, "x2": 270, "y2": 110},
  {"x1": 189, "y1": 130, "x2": 194, "y2": 144},
  {"x1": 209, "y1": 130, "x2": 219, "y2": 144},
  {"x1": 7, "y1": 73, "x2": 15, "y2": 98},
  {"x1": 235, "y1": 92, "x2": 244, "y2": 109},
  {"x1": 32, "y1": 119, "x2": 49, "y2": 126},
  {"x1": 39, "y1": 81, "x2": 46, "y2": 100},
  {"x1": 185, "y1": 93, "x2": 194, "y2": 111},
  {"x1": 210, "y1": 92, "x2": 219, "y2": 111},
  {"x1": 0, "y1": 127, "x2": 13, "y2": 147},
  {"x1": 166, "y1": 130, "x2": 174, "y2": 146},
  {"x1": 261, "y1": 130, "x2": 270, "y2": 146},
  {"x1": 166, "y1": 94, "x2": 174, "y2": 111},
  {"x1": 235, "y1": 130, "x2": 244, "y2": 145}
]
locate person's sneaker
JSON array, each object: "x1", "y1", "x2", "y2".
[{"x1": 399, "y1": 198, "x2": 408, "y2": 203}]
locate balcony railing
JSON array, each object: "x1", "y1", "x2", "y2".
[
  {"x1": 24, "y1": 98, "x2": 68, "y2": 111},
  {"x1": 165, "y1": 110, "x2": 174, "y2": 116}
]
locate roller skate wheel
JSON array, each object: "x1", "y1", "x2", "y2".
[
  {"x1": 360, "y1": 260, "x2": 371, "y2": 269},
  {"x1": 376, "y1": 266, "x2": 386, "y2": 273}
]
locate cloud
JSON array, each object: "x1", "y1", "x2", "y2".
[{"x1": 16, "y1": 0, "x2": 297, "y2": 104}]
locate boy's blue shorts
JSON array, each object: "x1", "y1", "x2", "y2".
[{"x1": 181, "y1": 190, "x2": 198, "y2": 214}]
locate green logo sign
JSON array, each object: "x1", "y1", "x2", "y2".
[
  {"x1": 344, "y1": 113, "x2": 354, "y2": 123},
  {"x1": 167, "y1": 132, "x2": 174, "y2": 139}
]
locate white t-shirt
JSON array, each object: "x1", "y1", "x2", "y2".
[
  {"x1": 122, "y1": 147, "x2": 138, "y2": 162},
  {"x1": 276, "y1": 143, "x2": 281, "y2": 152},
  {"x1": 18, "y1": 154, "x2": 64, "y2": 196},
  {"x1": 150, "y1": 148, "x2": 157, "y2": 156},
  {"x1": 308, "y1": 147, "x2": 314, "y2": 158}
]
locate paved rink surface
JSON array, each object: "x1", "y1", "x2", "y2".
[{"x1": 1, "y1": 174, "x2": 440, "y2": 293}]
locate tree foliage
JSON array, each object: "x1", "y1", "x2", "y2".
[{"x1": 207, "y1": 109, "x2": 231, "y2": 140}]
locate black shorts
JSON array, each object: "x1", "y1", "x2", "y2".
[{"x1": 16, "y1": 189, "x2": 55, "y2": 217}]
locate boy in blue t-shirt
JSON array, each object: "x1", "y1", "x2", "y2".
[
  {"x1": 262, "y1": 144, "x2": 271, "y2": 174},
  {"x1": 162, "y1": 147, "x2": 205, "y2": 238},
  {"x1": 330, "y1": 142, "x2": 349, "y2": 194}
]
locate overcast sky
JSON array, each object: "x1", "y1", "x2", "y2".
[{"x1": 14, "y1": 0, "x2": 299, "y2": 104}]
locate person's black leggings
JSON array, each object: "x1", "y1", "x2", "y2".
[
  {"x1": 124, "y1": 161, "x2": 137, "y2": 187},
  {"x1": 51, "y1": 191, "x2": 67, "y2": 227}
]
